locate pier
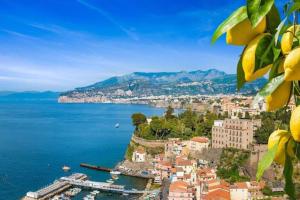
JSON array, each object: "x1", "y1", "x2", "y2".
[
  {"x1": 23, "y1": 173, "x2": 87, "y2": 200},
  {"x1": 80, "y1": 162, "x2": 154, "y2": 179},
  {"x1": 23, "y1": 173, "x2": 156, "y2": 200}
]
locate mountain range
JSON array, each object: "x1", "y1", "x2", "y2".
[{"x1": 59, "y1": 69, "x2": 266, "y2": 101}]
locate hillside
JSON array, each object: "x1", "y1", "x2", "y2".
[{"x1": 59, "y1": 69, "x2": 266, "y2": 102}]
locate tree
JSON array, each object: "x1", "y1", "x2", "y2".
[
  {"x1": 165, "y1": 105, "x2": 175, "y2": 120},
  {"x1": 244, "y1": 111, "x2": 251, "y2": 119},
  {"x1": 131, "y1": 113, "x2": 147, "y2": 130}
]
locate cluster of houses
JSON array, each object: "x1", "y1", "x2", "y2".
[{"x1": 130, "y1": 134, "x2": 282, "y2": 200}]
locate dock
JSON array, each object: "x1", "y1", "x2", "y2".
[
  {"x1": 80, "y1": 162, "x2": 154, "y2": 179},
  {"x1": 23, "y1": 173, "x2": 87, "y2": 200},
  {"x1": 80, "y1": 163, "x2": 112, "y2": 172},
  {"x1": 23, "y1": 173, "x2": 156, "y2": 200}
]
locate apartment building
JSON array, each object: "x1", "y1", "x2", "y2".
[{"x1": 211, "y1": 118, "x2": 261, "y2": 150}]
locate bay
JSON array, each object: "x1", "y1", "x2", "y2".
[{"x1": 0, "y1": 99, "x2": 164, "y2": 199}]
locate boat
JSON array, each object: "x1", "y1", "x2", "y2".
[
  {"x1": 111, "y1": 175, "x2": 119, "y2": 180},
  {"x1": 115, "y1": 123, "x2": 119, "y2": 128},
  {"x1": 110, "y1": 170, "x2": 121, "y2": 175},
  {"x1": 62, "y1": 165, "x2": 71, "y2": 172},
  {"x1": 106, "y1": 179, "x2": 114, "y2": 183}
]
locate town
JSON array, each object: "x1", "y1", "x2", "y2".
[{"x1": 120, "y1": 95, "x2": 297, "y2": 200}]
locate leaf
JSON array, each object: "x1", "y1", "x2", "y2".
[
  {"x1": 283, "y1": 151, "x2": 295, "y2": 199},
  {"x1": 247, "y1": 0, "x2": 274, "y2": 27},
  {"x1": 253, "y1": 74, "x2": 285, "y2": 106},
  {"x1": 287, "y1": 2, "x2": 300, "y2": 16},
  {"x1": 266, "y1": 5, "x2": 281, "y2": 33},
  {"x1": 255, "y1": 34, "x2": 274, "y2": 72},
  {"x1": 296, "y1": 143, "x2": 300, "y2": 160},
  {"x1": 268, "y1": 57, "x2": 282, "y2": 80},
  {"x1": 274, "y1": 17, "x2": 287, "y2": 45},
  {"x1": 256, "y1": 142, "x2": 278, "y2": 181},
  {"x1": 237, "y1": 48, "x2": 246, "y2": 91},
  {"x1": 211, "y1": 6, "x2": 247, "y2": 44}
]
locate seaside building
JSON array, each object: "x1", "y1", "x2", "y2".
[
  {"x1": 132, "y1": 146, "x2": 146, "y2": 162},
  {"x1": 211, "y1": 118, "x2": 261, "y2": 150},
  {"x1": 168, "y1": 181, "x2": 194, "y2": 200}
]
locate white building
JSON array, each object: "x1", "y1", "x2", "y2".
[
  {"x1": 187, "y1": 137, "x2": 209, "y2": 152},
  {"x1": 230, "y1": 182, "x2": 250, "y2": 200},
  {"x1": 132, "y1": 146, "x2": 146, "y2": 162}
]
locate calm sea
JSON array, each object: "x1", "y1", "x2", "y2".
[{"x1": 0, "y1": 99, "x2": 164, "y2": 200}]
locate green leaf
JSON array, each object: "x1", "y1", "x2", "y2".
[
  {"x1": 274, "y1": 17, "x2": 287, "y2": 45},
  {"x1": 296, "y1": 143, "x2": 300, "y2": 160},
  {"x1": 268, "y1": 57, "x2": 282, "y2": 80},
  {"x1": 256, "y1": 142, "x2": 278, "y2": 181},
  {"x1": 253, "y1": 74, "x2": 285, "y2": 106},
  {"x1": 283, "y1": 151, "x2": 295, "y2": 199},
  {"x1": 211, "y1": 6, "x2": 247, "y2": 44},
  {"x1": 266, "y1": 5, "x2": 281, "y2": 33},
  {"x1": 255, "y1": 34, "x2": 274, "y2": 72},
  {"x1": 287, "y1": 2, "x2": 300, "y2": 16},
  {"x1": 247, "y1": 0, "x2": 274, "y2": 27},
  {"x1": 237, "y1": 48, "x2": 246, "y2": 91}
]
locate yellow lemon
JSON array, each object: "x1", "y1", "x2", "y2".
[
  {"x1": 290, "y1": 106, "x2": 300, "y2": 142},
  {"x1": 268, "y1": 130, "x2": 292, "y2": 165},
  {"x1": 281, "y1": 25, "x2": 300, "y2": 54},
  {"x1": 242, "y1": 34, "x2": 272, "y2": 82},
  {"x1": 284, "y1": 47, "x2": 300, "y2": 81},
  {"x1": 265, "y1": 81, "x2": 291, "y2": 112},
  {"x1": 226, "y1": 17, "x2": 266, "y2": 45}
]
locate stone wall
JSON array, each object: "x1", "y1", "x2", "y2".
[{"x1": 131, "y1": 135, "x2": 166, "y2": 148}]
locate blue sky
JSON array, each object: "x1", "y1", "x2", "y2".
[{"x1": 0, "y1": 0, "x2": 282, "y2": 91}]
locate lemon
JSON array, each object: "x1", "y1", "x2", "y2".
[
  {"x1": 226, "y1": 17, "x2": 266, "y2": 45},
  {"x1": 281, "y1": 25, "x2": 300, "y2": 54},
  {"x1": 284, "y1": 47, "x2": 300, "y2": 81},
  {"x1": 268, "y1": 130, "x2": 293, "y2": 165},
  {"x1": 290, "y1": 106, "x2": 300, "y2": 142},
  {"x1": 242, "y1": 34, "x2": 272, "y2": 81},
  {"x1": 265, "y1": 81, "x2": 291, "y2": 112}
]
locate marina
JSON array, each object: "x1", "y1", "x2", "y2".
[{"x1": 23, "y1": 173, "x2": 156, "y2": 200}]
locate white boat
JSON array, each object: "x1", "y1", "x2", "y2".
[
  {"x1": 115, "y1": 123, "x2": 119, "y2": 128},
  {"x1": 110, "y1": 170, "x2": 121, "y2": 175},
  {"x1": 62, "y1": 165, "x2": 71, "y2": 171},
  {"x1": 106, "y1": 179, "x2": 114, "y2": 183}
]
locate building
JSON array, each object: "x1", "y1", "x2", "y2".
[
  {"x1": 168, "y1": 181, "x2": 194, "y2": 200},
  {"x1": 186, "y1": 137, "x2": 209, "y2": 152},
  {"x1": 211, "y1": 118, "x2": 261, "y2": 150},
  {"x1": 132, "y1": 146, "x2": 146, "y2": 162},
  {"x1": 165, "y1": 138, "x2": 185, "y2": 157},
  {"x1": 230, "y1": 182, "x2": 250, "y2": 200}
]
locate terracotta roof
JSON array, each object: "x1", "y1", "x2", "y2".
[
  {"x1": 204, "y1": 188, "x2": 230, "y2": 200},
  {"x1": 169, "y1": 181, "x2": 190, "y2": 193},
  {"x1": 158, "y1": 161, "x2": 172, "y2": 167},
  {"x1": 176, "y1": 167, "x2": 184, "y2": 172},
  {"x1": 191, "y1": 136, "x2": 209, "y2": 143},
  {"x1": 231, "y1": 182, "x2": 248, "y2": 189}
]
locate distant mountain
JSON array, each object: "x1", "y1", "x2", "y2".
[
  {"x1": 59, "y1": 69, "x2": 266, "y2": 102},
  {"x1": 0, "y1": 91, "x2": 60, "y2": 100}
]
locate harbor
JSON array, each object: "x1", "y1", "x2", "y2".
[{"x1": 23, "y1": 173, "x2": 158, "y2": 200}]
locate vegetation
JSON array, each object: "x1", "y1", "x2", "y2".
[
  {"x1": 131, "y1": 107, "x2": 219, "y2": 140},
  {"x1": 212, "y1": 0, "x2": 300, "y2": 197},
  {"x1": 216, "y1": 148, "x2": 250, "y2": 183},
  {"x1": 262, "y1": 186, "x2": 284, "y2": 196},
  {"x1": 254, "y1": 108, "x2": 291, "y2": 144}
]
